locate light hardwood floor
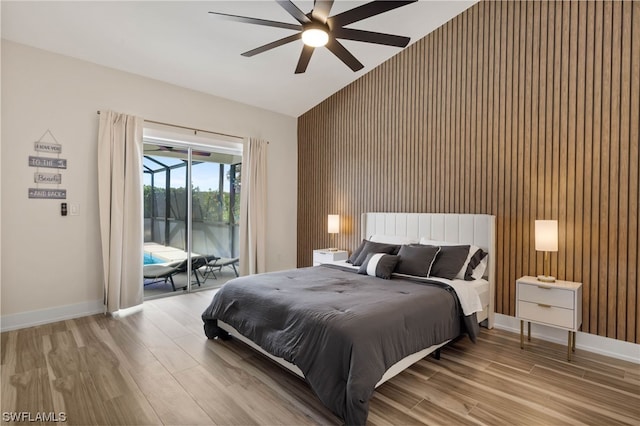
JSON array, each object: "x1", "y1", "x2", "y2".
[{"x1": 1, "y1": 289, "x2": 638, "y2": 425}]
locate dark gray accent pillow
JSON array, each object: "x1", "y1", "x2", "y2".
[
  {"x1": 352, "y1": 241, "x2": 401, "y2": 266},
  {"x1": 347, "y1": 239, "x2": 367, "y2": 264},
  {"x1": 395, "y1": 244, "x2": 440, "y2": 277},
  {"x1": 430, "y1": 245, "x2": 471, "y2": 279},
  {"x1": 464, "y1": 249, "x2": 489, "y2": 280},
  {"x1": 357, "y1": 253, "x2": 399, "y2": 279}
]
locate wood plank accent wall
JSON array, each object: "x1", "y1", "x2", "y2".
[{"x1": 297, "y1": 0, "x2": 639, "y2": 344}]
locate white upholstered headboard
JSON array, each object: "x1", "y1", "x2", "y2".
[{"x1": 361, "y1": 212, "x2": 496, "y2": 327}]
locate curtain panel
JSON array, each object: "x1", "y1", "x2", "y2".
[
  {"x1": 97, "y1": 110, "x2": 144, "y2": 312},
  {"x1": 239, "y1": 137, "x2": 268, "y2": 275}
]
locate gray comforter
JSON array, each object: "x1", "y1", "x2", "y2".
[{"x1": 202, "y1": 264, "x2": 478, "y2": 425}]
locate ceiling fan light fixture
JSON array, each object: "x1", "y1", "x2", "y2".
[
  {"x1": 302, "y1": 25, "x2": 329, "y2": 47},
  {"x1": 210, "y1": 0, "x2": 417, "y2": 73}
]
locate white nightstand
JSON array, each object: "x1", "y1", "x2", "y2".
[
  {"x1": 516, "y1": 276, "x2": 582, "y2": 361},
  {"x1": 313, "y1": 249, "x2": 348, "y2": 266}
]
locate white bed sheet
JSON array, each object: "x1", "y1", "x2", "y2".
[{"x1": 426, "y1": 276, "x2": 488, "y2": 316}]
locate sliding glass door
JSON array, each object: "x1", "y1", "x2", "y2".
[{"x1": 142, "y1": 140, "x2": 241, "y2": 298}]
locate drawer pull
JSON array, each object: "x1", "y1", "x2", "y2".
[
  {"x1": 537, "y1": 285, "x2": 552, "y2": 290},
  {"x1": 537, "y1": 303, "x2": 552, "y2": 308}
]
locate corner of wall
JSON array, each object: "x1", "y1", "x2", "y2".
[
  {"x1": 0, "y1": 299, "x2": 105, "y2": 332},
  {"x1": 0, "y1": 57, "x2": 3, "y2": 317}
]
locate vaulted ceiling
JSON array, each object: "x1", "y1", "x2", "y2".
[{"x1": 2, "y1": 1, "x2": 476, "y2": 117}]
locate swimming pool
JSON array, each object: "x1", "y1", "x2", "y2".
[{"x1": 144, "y1": 253, "x2": 167, "y2": 265}]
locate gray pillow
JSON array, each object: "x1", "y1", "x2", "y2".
[
  {"x1": 357, "y1": 253, "x2": 399, "y2": 279},
  {"x1": 430, "y1": 245, "x2": 471, "y2": 279},
  {"x1": 395, "y1": 244, "x2": 440, "y2": 277},
  {"x1": 352, "y1": 241, "x2": 400, "y2": 266},
  {"x1": 347, "y1": 239, "x2": 367, "y2": 264}
]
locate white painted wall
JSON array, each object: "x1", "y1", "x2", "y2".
[{"x1": 0, "y1": 40, "x2": 297, "y2": 327}]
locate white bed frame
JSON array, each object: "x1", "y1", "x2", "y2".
[{"x1": 218, "y1": 212, "x2": 496, "y2": 388}]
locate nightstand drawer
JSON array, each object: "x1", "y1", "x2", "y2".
[
  {"x1": 314, "y1": 251, "x2": 336, "y2": 263},
  {"x1": 518, "y1": 283, "x2": 574, "y2": 309},
  {"x1": 313, "y1": 250, "x2": 348, "y2": 265},
  {"x1": 517, "y1": 301, "x2": 574, "y2": 329}
]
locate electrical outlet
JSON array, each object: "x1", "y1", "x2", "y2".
[{"x1": 70, "y1": 203, "x2": 80, "y2": 216}]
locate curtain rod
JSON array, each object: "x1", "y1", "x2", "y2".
[{"x1": 96, "y1": 110, "x2": 243, "y2": 140}]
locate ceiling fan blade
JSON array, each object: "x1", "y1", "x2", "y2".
[
  {"x1": 311, "y1": 0, "x2": 334, "y2": 23},
  {"x1": 208, "y1": 11, "x2": 301, "y2": 31},
  {"x1": 326, "y1": 38, "x2": 364, "y2": 72},
  {"x1": 241, "y1": 33, "x2": 302, "y2": 57},
  {"x1": 332, "y1": 27, "x2": 410, "y2": 48},
  {"x1": 295, "y1": 45, "x2": 315, "y2": 74},
  {"x1": 276, "y1": 0, "x2": 311, "y2": 24},
  {"x1": 329, "y1": 0, "x2": 417, "y2": 28}
]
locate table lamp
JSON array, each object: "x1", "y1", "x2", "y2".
[
  {"x1": 535, "y1": 219, "x2": 558, "y2": 282},
  {"x1": 327, "y1": 214, "x2": 339, "y2": 251}
]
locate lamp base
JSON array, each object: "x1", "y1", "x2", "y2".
[
  {"x1": 537, "y1": 274, "x2": 556, "y2": 283},
  {"x1": 326, "y1": 247, "x2": 338, "y2": 252}
]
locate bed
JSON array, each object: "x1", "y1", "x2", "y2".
[
  {"x1": 202, "y1": 212, "x2": 496, "y2": 425},
  {"x1": 358, "y1": 212, "x2": 495, "y2": 328}
]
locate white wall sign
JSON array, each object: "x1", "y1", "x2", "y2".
[
  {"x1": 34, "y1": 141, "x2": 62, "y2": 153},
  {"x1": 34, "y1": 172, "x2": 62, "y2": 184},
  {"x1": 28, "y1": 156, "x2": 67, "y2": 169},
  {"x1": 28, "y1": 130, "x2": 67, "y2": 200},
  {"x1": 28, "y1": 188, "x2": 67, "y2": 199}
]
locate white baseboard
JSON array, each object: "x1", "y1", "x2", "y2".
[
  {"x1": 0, "y1": 300, "x2": 105, "y2": 332},
  {"x1": 494, "y1": 314, "x2": 640, "y2": 364}
]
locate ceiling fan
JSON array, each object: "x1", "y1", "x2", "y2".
[{"x1": 209, "y1": 0, "x2": 418, "y2": 74}]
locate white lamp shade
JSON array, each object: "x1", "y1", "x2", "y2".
[
  {"x1": 327, "y1": 214, "x2": 340, "y2": 234},
  {"x1": 535, "y1": 220, "x2": 558, "y2": 252}
]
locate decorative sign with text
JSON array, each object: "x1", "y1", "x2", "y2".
[
  {"x1": 28, "y1": 156, "x2": 67, "y2": 169},
  {"x1": 34, "y1": 172, "x2": 62, "y2": 184},
  {"x1": 34, "y1": 141, "x2": 62, "y2": 154},
  {"x1": 28, "y1": 188, "x2": 67, "y2": 199},
  {"x1": 28, "y1": 129, "x2": 67, "y2": 199}
]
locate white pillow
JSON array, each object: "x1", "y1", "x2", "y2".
[
  {"x1": 419, "y1": 238, "x2": 479, "y2": 280},
  {"x1": 370, "y1": 234, "x2": 418, "y2": 245}
]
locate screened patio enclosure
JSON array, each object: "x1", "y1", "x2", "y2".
[{"x1": 143, "y1": 145, "x2": 241, "y2": 264}]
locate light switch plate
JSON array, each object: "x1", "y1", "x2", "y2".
[{"x1": 70, "y1": 203, "x2": 80, "y2": 216}]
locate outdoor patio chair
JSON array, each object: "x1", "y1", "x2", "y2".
[
  {"x1": 201, "y1": 256, "x2": 239, "y2": 281},
  {"x1": 143, "y1": 256, "x2": 208, "y2": 291}
]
